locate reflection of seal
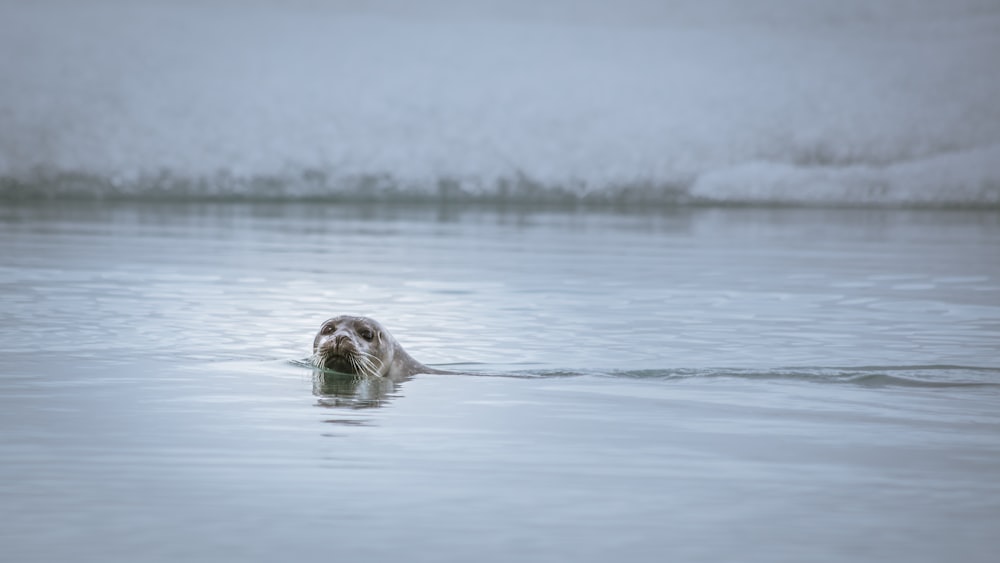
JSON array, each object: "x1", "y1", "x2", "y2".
[
  {"x1": 311, "y1": 315, "x2": 451, "y2": 378},
  {"x1": 313, "y1": 370, "x2": 402, "y2": 410}
]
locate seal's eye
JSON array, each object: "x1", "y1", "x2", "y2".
[
  {"x1": 359, "y1": 329, "x2": 374, "y2": 341},
  {"x1": 321, "y1": 325, "x2": 334, "y2": 334}
]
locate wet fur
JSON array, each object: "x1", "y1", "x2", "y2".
[{"x1": 311, "y1": 315, "x2": 450, "y2": 378}]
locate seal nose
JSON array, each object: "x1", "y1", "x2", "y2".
[{"x1": 334, "y1": 334, "x2": 350, "y2": 352}]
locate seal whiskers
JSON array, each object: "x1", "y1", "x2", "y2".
[
  {"x1": 356, "y1": 351, "x2": 385, "y2": 378},
  {"x1": 311, "y1": 315, "x2": 450, "y2": 378},
  {"x1": 310, "y1": 352, "x2": 325, "y2": 369},
  {"x1": 351, "y1": 353, "x2": 375, "y2": 378}
]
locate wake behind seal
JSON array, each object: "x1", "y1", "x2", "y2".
[{"x1": 311, "y1": 315, "x2": 452, "y2": 378}]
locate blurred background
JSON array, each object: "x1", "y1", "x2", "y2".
[{"x1": 2, "y1": 0, "x2": 998, "y2": 205}]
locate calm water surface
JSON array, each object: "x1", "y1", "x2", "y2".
[{"x1": 1, "y1": 203, "x2": 999, "y2": 562}]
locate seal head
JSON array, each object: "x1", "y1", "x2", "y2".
[{"x1": 312, "y1": 315, "x2": 448, "y2": 378}]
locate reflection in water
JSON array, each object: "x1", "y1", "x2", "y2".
[{"x1": 311, "y1": 368, "x2": 411, "y2": 410}]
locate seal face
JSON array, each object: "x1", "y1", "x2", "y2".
[{"x1": 312, "y1": 315, "x2": 448, "y2": 378}]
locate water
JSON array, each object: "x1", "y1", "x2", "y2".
[{"x1": 2, "y1": 203, "x2": 999, "y2": 562}]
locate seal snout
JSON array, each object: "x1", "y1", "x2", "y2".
[
  {"x1": 318, "y1": 334, "x2": 352, "y2": 357},
  {"x1": 331, "y1": 333, "x2": 359, "y2": 357},
  {"x1": 335, "y1": 333, "x2": 351, "y2": 349}
]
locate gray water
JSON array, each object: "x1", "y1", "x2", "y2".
[{"x1": 1, "y1": 203, "x2": 999, "y2": 562}]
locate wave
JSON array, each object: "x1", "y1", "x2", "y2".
[
  {"x1": 600, "y1": 365, "x2": 1000, "y2": 388},
  {"x1": 347, "y1": 363, "x2": 1000, "y2": 388},
  {"x1": 2, "y1": 1, "x2": 999, "y2": 207}
]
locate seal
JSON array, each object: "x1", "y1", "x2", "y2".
[{"x1": 311, "y1": 315, "x2": 451, "y2": 378}]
